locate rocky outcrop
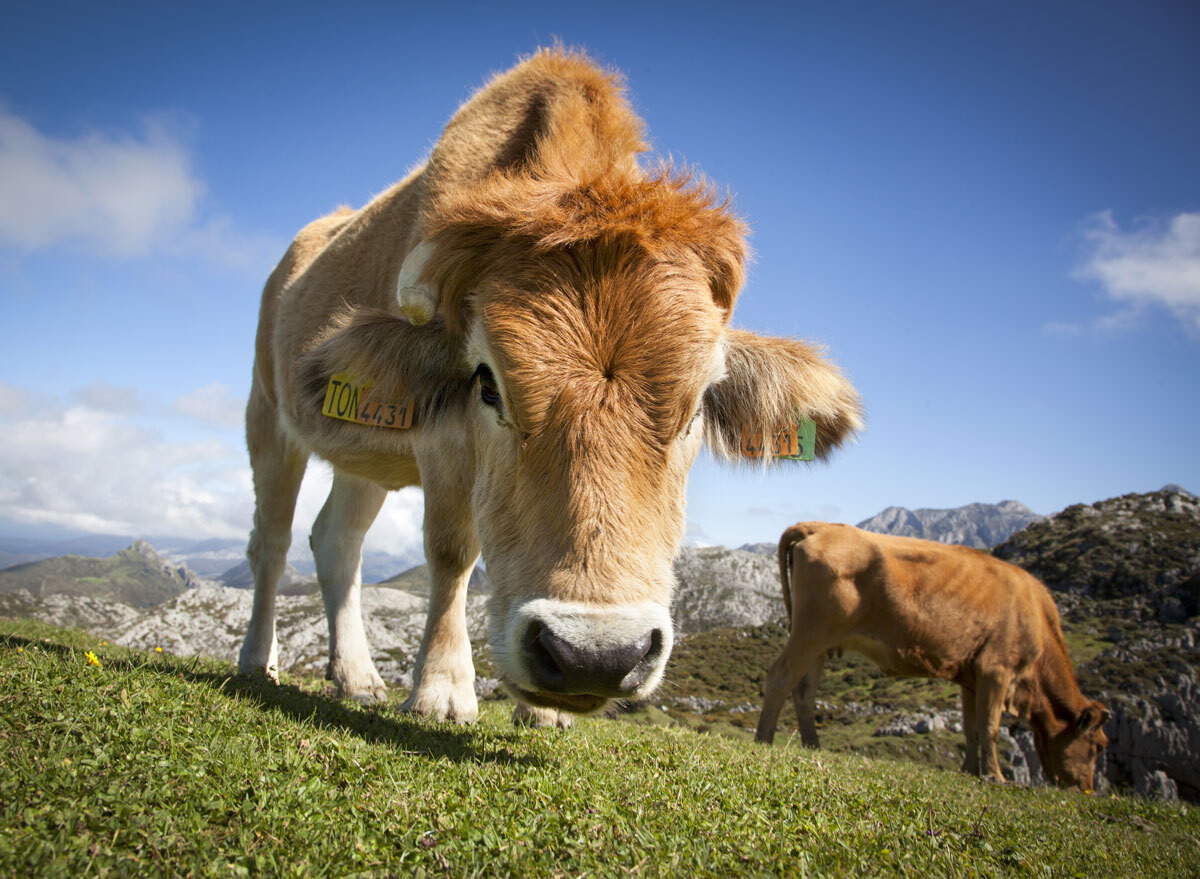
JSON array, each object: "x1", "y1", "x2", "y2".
[
  {"x1": 994, "y1": 487, "x2": 1200, "y2": 603},
  {"x1": 5, "y1": 579, "x2": 493, "y2": 693},
  {"x1": 670, "y1": 546, "x2": 783, "y2": 633},
  {"x1": 856, "y1": 500, "x2": 1042, "y2": 549},
  {"x1": 1090, "y1": 635, "x2": 1200, "y2": 802}
]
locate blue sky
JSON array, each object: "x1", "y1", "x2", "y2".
[{"x1": 1, "y1": 1, "x2": 1197, "y2": 559}]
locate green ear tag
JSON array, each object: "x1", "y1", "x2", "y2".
[
  {"x1": 739, "y1": 417, "x2": 817, "y2": 461},
  {"x1": 781, "y1": 417, "x2": 817, "y2": 461}
]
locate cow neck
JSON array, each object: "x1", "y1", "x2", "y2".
[{"x1": 1029, "y1": 635, "x2": 1088, "y2": 735}]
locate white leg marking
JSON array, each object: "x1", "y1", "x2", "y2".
[
  {"x1": 312, "y1": 471, "x2": 389, "y2": 704},
  {"x1": 239, "y1": 392, "x2": 306, "y2": 682}
]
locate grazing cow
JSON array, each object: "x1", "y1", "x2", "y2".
[
  {"x1": 237, "y1": 49, "x2": 862, "y2": 725},
  {"x1": 756, "y1": 522, "x2": 1110, "y2": 792}
]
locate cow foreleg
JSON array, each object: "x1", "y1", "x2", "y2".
[
  {"x1": 976, "y1": 674, "x2": 1012, "y2": 782},
  {"x1": 311, "y1": 470, "x2": 389, "y2": 704},
  {"x1": 239, "y1": 388, "x2": 308, "y2": 682},
  {"x1": 791, "y1": 655, "x2": 825, "y2": 748},
  {"x1": 401, "y1": 455, "x2": 479, "y2": 723}
]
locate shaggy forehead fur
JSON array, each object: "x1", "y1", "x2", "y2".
[
  {"x1": 420, "y1": 50, "x2": 748, "y2": 331},
  {"x1": 482, "y1": 243, "x2": 723, "y2": 444}
]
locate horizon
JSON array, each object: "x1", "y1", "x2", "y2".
[{"x1": 2, "y1": 2, "x2": 1198, "y2": 565}]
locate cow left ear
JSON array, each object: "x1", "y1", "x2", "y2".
[
  {"x1": 702, "y1": 328, "x2": 863, "y2": 463},
  {"x1": 1076, "y1": 702, "x2": 1111, "y2": 733}
]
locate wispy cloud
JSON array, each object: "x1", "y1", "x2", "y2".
[
  {"x1": 0, "y1": 381, "x2": 426, "y2": 558},
  {"x1": 0, "y1": 108, "x2": 280, "y2": 272},
  {"x1": 1070, "y1": 210, "x2": 1200, "y2": 334},
  {"x1": 174, "y1": 382, "x2": 244, "y2": 428},
  {"x1": 74, "y1": 381, "x2": 143, "y2": 415}
]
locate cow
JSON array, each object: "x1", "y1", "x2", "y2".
[
  {"x1": 237, "y1": 49, "x2": 862, "y2": 727},
  {"x1": 755, "y1": 522, "x2": 1110, "y2": 793}
]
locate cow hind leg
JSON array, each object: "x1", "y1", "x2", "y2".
[
  {"x1": 976, "y1": 674, "x2": 1012, "y2": 782},
  {"x1": 239, "y1": 388, "x2": 308, "y2": 681},
  {"x1": 512, "y1": 701, "x2": 574, "y2": 729},
  {"x1": 791, "y1": 654, "x2": 826, "y2": 748},
  {"x1": 756, "y1": 641, "x2": 828, "y2": 745},
  {"x1": 401, "y1": 451, "x2": 480, "y2": 723},
  {"x1": 311, "y1": 470, "x2": 389, "y2": 704}
]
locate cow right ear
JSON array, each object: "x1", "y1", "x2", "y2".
[{"x1": 702, "y1": 328, "x2": 862, "y2": 463}]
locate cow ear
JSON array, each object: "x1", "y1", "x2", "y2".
[
  {"x1": 702, "y1": 328, "x2": 862, "y2": 463},
  {"x1": 690, "y1": 211, "x2": 747, "y2": 315},
  {"x1": 1075, "y1": 702, "x2": 1111, "y2": 733},
  {"x1": 291, "y1": 306, "x2": 472, "y2": 438}
]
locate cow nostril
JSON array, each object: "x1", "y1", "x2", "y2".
[
  {"x1": 618, "y1": 627, "x2": 664, "y2": 694},
  {"x1": 521, "y1": 621, "x2": 565, "y2": 690}
]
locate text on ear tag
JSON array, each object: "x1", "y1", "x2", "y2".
[
  {"x1": 322, "y1": 372, "x2": 414, "y2": 429},
  {"x1": 740, "y1": 418, "x2": 816, "y2": 461}
]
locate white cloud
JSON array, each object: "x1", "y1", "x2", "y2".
[
  {"x1": 174, "y1": 382, "x2": 244, "y2": 428},
  {"x1": 0, "y1": 382, "x2": 29, "y2": 416},
  {"x1": 0, "y1": 382, "x2": 428, "y2": 559},
  {"x1": 1073, "y1": 210, "x2": 1200, "y2": 333},
  {"x1": 75, "y1": 381, "x2": 143, "y2": 415},
  {"x1": 0, "y1": 402, "x2": 249, "y2": 538},
  {"x1": 293, "y1": 460, "x2": 426, "y2": 559},
  {"x1": 0, "y1": 108, "x2": 280, "y2": 272}
]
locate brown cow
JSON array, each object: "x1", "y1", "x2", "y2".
[
  {"x1": 756, "y1": 522, "x2": 1109, "y2": 792},
  {"x1": 237, "y1": 49, "x2": 862, "y2": 725}
]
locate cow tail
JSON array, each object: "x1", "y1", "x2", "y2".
[{"x1": 777, "y1": 525, "x2": 804, "y2": 630}]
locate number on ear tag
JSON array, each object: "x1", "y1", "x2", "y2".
[
  {"x1": 740, "y1": 418, "x2": 816, "y2": 461},
  {"x1": 321, "y1": 372, "x2": 414, "y2": 429}
]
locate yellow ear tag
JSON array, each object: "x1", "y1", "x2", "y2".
[
  {"x1": 741, "y1": 418, "x2": 816, "y2": 461},
  {"x1": 322, "y1": 372, "x2": 414, "y2": 429}
]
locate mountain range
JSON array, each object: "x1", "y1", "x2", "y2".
[{"x1": 855, "y1": 499, "x2": 1042, "y2": 548}]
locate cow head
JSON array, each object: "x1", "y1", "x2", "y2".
[
  {"x1": 298, "y1": 170, "x2": 861, "y2": 715},
  {"x1": 1038, "y1": 701, "x2": 1111, "y2": 793},
  {"x1": 406, "y1": 169, "x2": 861, "y2": 714}
]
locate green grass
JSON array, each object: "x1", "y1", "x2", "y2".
[{"x1": 3, "y1": 619, "x2": 1198, "y2": 878}]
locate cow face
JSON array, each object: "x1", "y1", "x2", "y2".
[
  {"x1": 292, "y1": 171, "x2": 862, "y2": 714},
  {"x1": 458, "y1": 244, "x2": 725, "y2": 712},
  {"x1": 409, "y1": 223, "x2": 860, "y2": 713},
  {"x1": 1041, "y1": 701, "x2": 1111, "y2": 793}
]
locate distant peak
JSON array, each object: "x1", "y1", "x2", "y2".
[{"x1": 128, "y1": 539, "x2": 158, "y2": 558}]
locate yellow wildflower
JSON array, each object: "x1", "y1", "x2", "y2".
[
  {"x1": 155, "y1": 646, "x2": 163, "y2": 653},
  {"x1": 84, "y1": 650, "x2": 101, "y2": 667},
  {"x1": 16, "y1": 647, "x2": 22, "y2": 654}
]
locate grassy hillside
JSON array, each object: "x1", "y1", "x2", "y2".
[
  {"x1": 0, "y1": 543, "x2": 189, "y2": 609},
  {"x1": 3, "y1": 619, "x2": 1197, "y2": 878}
]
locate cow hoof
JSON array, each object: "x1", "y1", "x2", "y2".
[
  {"x1": 346, "y1": 684, "x2": 389, "y2": 706},
  {"x1": 239, "y1": 663, "x2": 280, "y2": 684},
  {"x1": 329, "y1": 660, "x2": 389, "y2": 705},
  {"x1": 401, "y1": 679, "x2": 479, "y2": 724},
  {"x1": 512, "y1": 702, "x2": 574, "y2": 729}
]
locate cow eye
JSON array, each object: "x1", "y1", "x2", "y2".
[{"x1": 473, "y1": 364, "x2": 503, "y2": 411}]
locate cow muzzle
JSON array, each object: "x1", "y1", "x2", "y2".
[{"x1": 499, "y1": 599, "x2": 674, "y2": 712}]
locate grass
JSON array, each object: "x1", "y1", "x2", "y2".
[{"x1": 3, "y1": 618, "x2": 1198, "y2": 878}]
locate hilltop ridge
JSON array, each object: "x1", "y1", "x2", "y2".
[{"x1": 856, "y1": 499, "x2": 1041, "y2": 548}]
